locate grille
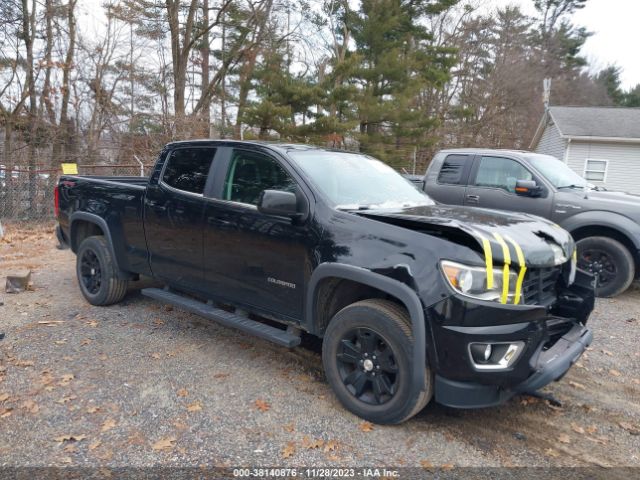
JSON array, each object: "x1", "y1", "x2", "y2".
[{"x1": 522, "y1": 266, "x2": 561, "y2": 306}]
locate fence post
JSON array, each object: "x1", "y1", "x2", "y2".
[{"x1": 134, "y1": 155, "x2": 144, "y2": 177}]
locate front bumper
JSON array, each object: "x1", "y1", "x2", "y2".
[
  {"x1": 425, "y1": 270, "x2": 595, "y2": 408},
  {"x1": 434, "y1": 323, "x2": 592, "y2": 408}
]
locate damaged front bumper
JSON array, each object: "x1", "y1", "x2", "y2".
[{"x1": 427, "y1": 270, "x2": 595, "y2": 408}]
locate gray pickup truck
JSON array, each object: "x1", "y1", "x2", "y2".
[{"x1": 413, "y1": 148, "x2": 640, "y2": 297}]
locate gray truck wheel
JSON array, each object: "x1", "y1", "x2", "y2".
[
  {"x1": 76, "y1": 236, "x2": 128, "y2": 306},
  {"x1": 576, "y1": 236, "x2": 634, "y2": 298},
  {"x1": 322, "y1": 299, "x2": 433, "y2": 424}
]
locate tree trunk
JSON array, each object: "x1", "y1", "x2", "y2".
[{"x1": 200, "y1": 0, "x2": 210, "y2": 136}]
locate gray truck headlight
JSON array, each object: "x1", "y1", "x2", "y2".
[{"x1": 440, "y1": 260, "x2": 518, "y2": 303}]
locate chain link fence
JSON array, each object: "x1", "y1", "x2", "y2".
[{"x1": 0, "y1": 164, "x2": 153, "y2": 223}]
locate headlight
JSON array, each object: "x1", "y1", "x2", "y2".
[{"x1": 440, "y1": 260, "x2": 518, "y2": 303}]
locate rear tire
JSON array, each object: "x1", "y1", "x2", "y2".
[
  {"x1": 576, "y1": 236, "x2": 634, "y2": 298},
  {"x1": 322, "y1": 299, "x2": 433, "y2": 424},
  {"x1": 76, "y1": 236, "x2": 128, "y2": 306}
]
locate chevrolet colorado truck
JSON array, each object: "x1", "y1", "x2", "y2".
[
  {"x1": 55, "y1": 141, "x2": 594, "y2": 424},
  {"x1": 414, "y1": 148, "x2": 640, "y2": 297}
]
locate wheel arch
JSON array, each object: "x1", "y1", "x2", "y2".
[
  {"x1": 567, "y1": 223, "x2": 639, "y2": 277},
  {"x1": 70, "y1": 212, "x2": 130, "y2": 280},
  {"x1": 305, "y1": 263, "x2": 427, "y2": 393}
]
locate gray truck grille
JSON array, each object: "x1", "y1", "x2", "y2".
[{"x1": 522, "y1": 266, "x2": 561, "y2": 306}]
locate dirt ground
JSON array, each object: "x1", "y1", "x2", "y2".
[{"x1": 0, "y1": 224, "x2": 639, "y2": 471}]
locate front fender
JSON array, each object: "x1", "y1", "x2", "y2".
[
  {"x1": 559, "y1": 211, "x2": 640, "y2": 250},
  {"x1": 305, "y1": 263, "x2": 427, "y2": 395}
]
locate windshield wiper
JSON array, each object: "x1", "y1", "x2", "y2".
[
  {"x1": 557, "y1": 184, "x2": 586, "y2": 190},
  {"x1": 336, "y1": 205, "x2": 371, "y2": 211}
]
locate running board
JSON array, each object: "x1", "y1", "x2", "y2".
[{"x1": 141, "y1": 288, "x2": 301, "y2": 348}]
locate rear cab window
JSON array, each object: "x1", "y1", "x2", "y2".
[
  {"x1": 161, "y1": 148, "x2": 217, "y2": 195},
  {"x1": 437, "y1": 154, "x2": 472, "y2": 185}
]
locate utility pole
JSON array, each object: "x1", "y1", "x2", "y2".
[{"x1": 543, "y1": 78, "x2": 552, "y2": 111}]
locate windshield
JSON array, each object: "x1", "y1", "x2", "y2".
[
  {"x1": 525, "y1": 153, "x2": 587, "y2": 189},
  {"x1": 288, "y1": 150, "x2": 434, "y2": 209}
]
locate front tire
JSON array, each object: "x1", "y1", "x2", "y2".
[
  {"x1": 322, "y1": 299, "x2": 433, "y2": 424},
  {"x1": 576, "y1": 236, "x2": 635, "y2": 298},
  {"x1": 76, "y1": 236, "x2": 128, "y2": 306}
]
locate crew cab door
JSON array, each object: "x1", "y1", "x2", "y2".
[
  {"x1": 464, "y1": 155, "x2": 553, "y2": 218},
  {"x1": 144, "y1": 146, "x2": 217, "y2": 288},
  {"x1": 203, "y1": 147, "x2": 311, "y2": 321},
  {"x1": 425, "y1": 153, "x2": 472, "y2": 205}
]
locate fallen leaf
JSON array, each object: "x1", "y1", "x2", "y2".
[
  {"x1": 152, "y1": 319, "x2": 165, "y2": 326},
  {"x1": 1, "y1": 407, "x2": 13, "y2": 418},
  {"x1": 420, "y1": 460, "x2": 434, "y2": 470},
  {"x1": 323, "y1": 440, "x2": 338, "y2": 452},
  {"x1": 558, "y1": 433, "x2": 571, "y2": 444},
  {"x1": 152, "y1": 437, "x2": 176, "y2": 451},
  {"x1": 586, "y1": 425, "x2": 598, "y2": 434},
  {"x1": 571, "y1": 423, "x2": 585, "y2": 435},
  {"x1": 63, "y1": 444, "x2": 78, "y2": 453},
  {"x1": 22, "y1": 399, "x2": 39, "y2": 414},
  {"x1": 254, "y1": 399, "x2": 270, "y2": 412},
  {"x1": 186, "y1": 402, "x2": 202, "y2": 412},
  {"x1": 601, "y1": 349, "x2": 613, "y2": 356},
  {"x1": 101, "y1": 418, "x2": 117, "y2": 432},
  {"x1": 59, "y1": 374, "x2": 75, "y2": 386},
  {"x1": 281, "y1": 442, "x2": 296, "y2": 458},
  {"x1": 54, "y1": 340, "x2": 67, "y2": 345},
  {"x1": 15, "y1": 359, "x2": 35, "y2": 367},
  {"x1": 213, "y1": 373, "x2": 230, "y2": 379},
  {"x1": 89, "y1": 440, "x2": 102, "y2": 451},
  {"x1": 85, "y1": 320, "x2": 98, "y2": 328},
  {"x1": 80, "y1": 339, "x2": 92, "y2": 346},
  {"x1": 56, "y1": 395, "x2": 77, "y2": 404},
  {"x1": 38, "y1": 320, "x2": 65, "y2": 326},
  {"x1": 441, "y1": 464, "x2": 454, "y2": 471},
  {"x1": 609, "y1": 369, "x2": 622, "y2": 377},
  {"x1": 86, "y1": 406, "x2": 100, "y2": 414},
  {"x1": 283, "y1": 423, "x2": 295, "y2": 433},
  {"x1": 545, "y1": 448, "x2": 560, "y2": 458},
  {"x1": 177, "y1": 388, "x2": 188, "y2": 397},
  {"x1": 301, "y1": 436, "x2": 324, "y2": 449},
  {"x1": 150, "y1": 353, "x2": 161, "y2": 360},
  {"x1": 0, "y1": 393, "x2": 9, "y2": 402},
  {"x1": 54, "y1": 434, "x2": 86, "y2": 444},
  {"x1": 568, "y1": 381, "x2": 585, "y2": 390},
  {"x1": 359, "y1": 421, "x2": 374, "y2": 432}
]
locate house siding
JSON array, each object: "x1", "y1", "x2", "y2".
[
  {"x1": 535, "y1": 121, "x2": 566, "y2": 161},
  {"x1": 566, "y1": 141, "x2": 640, "y2": 194}
]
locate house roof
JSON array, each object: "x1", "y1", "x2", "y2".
[
  {"x1": 549, "y1": 106, "x2": 640, "y2": 139},
  {"x1": 530, "y1": 106, "x2": 640, "y2": 148}
]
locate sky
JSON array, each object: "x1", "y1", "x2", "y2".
[{"x1": 492, "y1": 0, "x2": 639, "y2": 89}]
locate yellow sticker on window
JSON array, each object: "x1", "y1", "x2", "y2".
[{"x1": 61, "y1": 163, "x2": 78, "y2": 175}]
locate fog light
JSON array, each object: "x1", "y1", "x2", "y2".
[
  {"x1": 469, "y1": 343, "x2": 492, "y2": 364},
  {"x1": 468, "y1": 342, "x2": 525, "y2": 370}
]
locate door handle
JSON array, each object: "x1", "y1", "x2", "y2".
[{"x1": 466, "y1": 194, "x2": 480, "y2": 203}]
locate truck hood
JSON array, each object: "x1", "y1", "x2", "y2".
[{"x1": 358, "y1": 205, "x2": 574, "y2": 268}]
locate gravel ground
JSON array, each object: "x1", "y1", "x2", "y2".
[{"x1": 0, "y1": 224, "x2": 639, "y2": 470}]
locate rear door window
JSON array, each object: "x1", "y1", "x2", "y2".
[
  {"x1": 162, "y1": 148, "x2": 216, "y2": 194},
  {"x1": 437, "y1": 154, "x2": 471, "y2": 185}
]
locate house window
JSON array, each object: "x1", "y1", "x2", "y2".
[{"x1": 583, "y1": 159, "x2": 608, "y2": 182}]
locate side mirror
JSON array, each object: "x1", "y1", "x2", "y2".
[
  {"x1": 515, "y1": 179, "x2": 542, "y2": 197},
  {"x1": 258, "y1": 190, "x2": 299, "y2": 217}
]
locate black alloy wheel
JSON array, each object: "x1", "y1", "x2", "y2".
[
  {"x1": 576, "y1": 236, "x2": 635, "y2": 298},
  {"x1": 336, "y1": 327, "x2": 399, "y2": 405},
  {"x1": 80, "y1": 248, "x2": 102, "y2": 294}
]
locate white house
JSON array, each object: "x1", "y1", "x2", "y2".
[{"x1": 530, "y1": 106, "x2": 640, "y2": 194}]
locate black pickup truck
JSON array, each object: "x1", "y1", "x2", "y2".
[
  {"x1": 55, "y1": 141, "x2": 594, "y2": 424},
  {"x1": 415, "y1": 148, "x2": 640, "y2": 297}
]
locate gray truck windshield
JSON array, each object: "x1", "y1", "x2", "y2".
[
  {"x1": 288, "y1": 151, "x2": 434, "y2": 209},
  {"x1": 525, "y1": 153, "x2": 587, "y2": 189}
]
